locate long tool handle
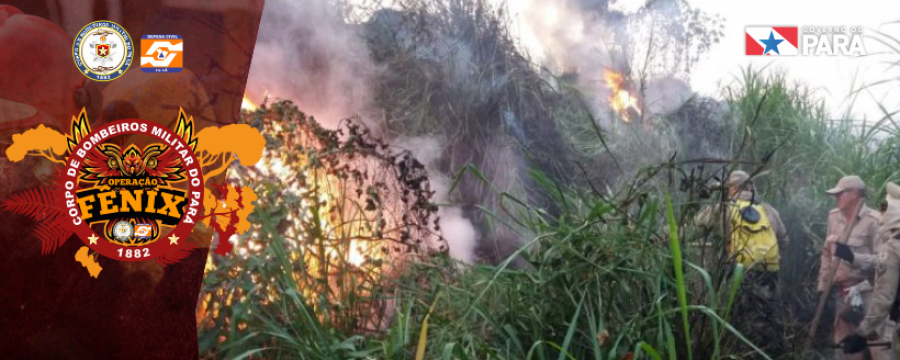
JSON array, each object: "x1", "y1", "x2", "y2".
[
  {"x1": 826, "y1": 341, "x2": 892, "y2": 349},
  {"x1": 805, "y1": 201, "x2": 866, "y2": 351}
]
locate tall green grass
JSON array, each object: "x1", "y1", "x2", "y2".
[
  {"x1": 722, "y1": 66, "x2": 900, "y2": 291},
  {"x1": 200, "y1": 155, "x2": 766, "y2": 359},
  {"x1": 199, "y1": 65, "x2": 900, "y2": 359}
]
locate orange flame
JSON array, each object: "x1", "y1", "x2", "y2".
[
  {"x1": 241, "y1": 95, "x2": 258, "y2": 112},
  {"x1": 199, "y1": 105, "x2": 403, "y2": 334},
  {"x1": 226, "y1": 114, "x2": 385, "y2": 271},
  {"x1": 603, "y1": 69, "x2": 642, "y2": 123}
]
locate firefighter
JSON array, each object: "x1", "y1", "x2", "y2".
[
  {"x1": 695, "y1": 170, "x2": 789, "y2": 273},
  {"x1": 839, "y1": 182, "x2": 900, "y2": 358},
  {"x1": 695, "y1": 169, "x2": 789, "y2": 354},
  {"x1": 819, "y1": 175, "x2": 895, "y2": 360}
]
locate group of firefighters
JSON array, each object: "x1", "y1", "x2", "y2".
[{"x1": 696, "y1": 170, "x2": 900, "y2": 358}]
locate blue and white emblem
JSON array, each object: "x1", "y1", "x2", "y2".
[{"x1": 73, "y1": 21, "x2": 133, "y2": 82}]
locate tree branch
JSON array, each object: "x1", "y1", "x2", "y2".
[
  {"x1": 204, "y1": 156, "x2": 237, "y2": 179},
  {"x1": 28, "y1": 149, "x2": 66, "y2": 165},
  {"x1": 201, "y1": 209, "x2": 238, "y2": 219}
]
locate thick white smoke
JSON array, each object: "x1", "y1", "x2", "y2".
[
  {"x1": 246, "y1": 0, "x2": 377, "y2": 128},
  {"x1": 502, "y1": 0, "x2": 697, "y2": 119},
  {"x1": 505, "y1": 0, "x2": 622, "y2": 123},
  {"x1": 393, "y1": 136, "x2": 479, "y2": 264}
]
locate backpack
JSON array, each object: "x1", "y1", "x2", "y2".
[{"x1": 727, "y1": 199, "x2": 780, "y2": 271}]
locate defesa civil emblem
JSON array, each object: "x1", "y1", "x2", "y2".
[{"x1": 73, "y1": 20, "x2": 133, "y2": 81}]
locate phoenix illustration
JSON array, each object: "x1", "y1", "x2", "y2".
[
  {"x1": 81, "y1": 143, "x2": 184, "y2": 184},
  {"x1": 67, "y1": 112, "x2": 198, "y2": 186}
]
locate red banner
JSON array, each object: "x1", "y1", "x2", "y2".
[{"x1": 0, "y1": 1, "x2": 265, "y2": 358}]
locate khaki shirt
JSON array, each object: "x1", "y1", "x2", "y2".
[
  {"x1": 856, "y1": 228, "x2": 900, "y2": 337},
  {"x1": 694, "y1": 190, "x2": 789, "y2": 253},
  {"x1": 817, "y1": 205, "x2": 882, "y2": 291}
]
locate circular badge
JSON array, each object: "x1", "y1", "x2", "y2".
[
  {"x1": 60, "y1": 119, "x2": 204, "y2": 262},
  {"x1": 113, "y1": 221, "x2": 134, "y2": 242},
  {"x1": 73, "y1": 20, "x2": 134, "y2": 82}
]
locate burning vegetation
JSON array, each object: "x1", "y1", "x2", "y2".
[
  {"x1": 198, "y1": 0, "x2": 900, "y2": 359},
  {"x1": 197, "y1": 101, "x2": 448, "y2": 350},
  {"x1": 241, "y1": 95, "x2": 258, "y2": 112},
  {"x1": 604, "y1": 69, "x2": 643, "y2": 123}
]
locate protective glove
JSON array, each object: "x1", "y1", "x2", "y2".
[
  {"x1": 835, "y1": 242, "x2": 855, "y2": 263},
  {"x1": 840, "y1": 333, "x2": 868, "y2": 354},
  {"x1": 840, "y1": 306, "x2": 865, "y2": 327}
]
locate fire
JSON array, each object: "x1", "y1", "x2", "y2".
[
  {"x1": 241, "y1": 95, "x2": 258, "y2": 112},
  {"x1": 217, "y1": 117, "x2": 390, "y2": 292},
  {"x1": 242, "y1": 126, "x2": 380, "y2": 270},
  {"x1": 199, "y1": 102, "x2": 445, "y2": 335},
  {"x1": 604, "y1": 69, "x2": 642, "y2": 123}
]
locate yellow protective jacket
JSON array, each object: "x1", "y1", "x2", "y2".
[{"x1": 727, "y1": 199, "x2": 780, "y2": 271}]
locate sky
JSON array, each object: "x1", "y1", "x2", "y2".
[{"x1": 678, "y1": 0, "x2": 900, "y2": 121}]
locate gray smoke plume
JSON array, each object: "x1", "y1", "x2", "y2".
[
  {"x1": 246, "y1": 0, "x2": 377, "y2": 127},
  {"x1": 508, "y1": 0, "x2": 703, "y2": 121},
  {"x1": 393, "y1": 136, "x2": 479, "y2": 263},
  {"x1": 501, "y1": 0, "x2": 727, "y2": 180}
]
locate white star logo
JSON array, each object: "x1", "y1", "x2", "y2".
[
  {"x1": 88, "y1": 234, "x2": 99, "y2": 245},
  {"x1": 169, "y1": 234, "x2": 179, "y2": 245}
]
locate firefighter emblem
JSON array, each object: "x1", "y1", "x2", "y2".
[
  {"x1": 113, "y1": 221, "x2": 134, "y2": 242},
  {"x1": 59, "y1": 109, "x2": 205, "y2": 261},
  {"x1": 73, "y1": 20, "x2": 133, "y2": 81}
]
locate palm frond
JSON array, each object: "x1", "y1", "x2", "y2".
[{"x1": 1, "y1": 186, "x2": 73, "y2": 254}]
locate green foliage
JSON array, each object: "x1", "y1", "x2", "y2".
[{"x1": 720, "y1": 66, "x2": 900, "y2": 289}]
